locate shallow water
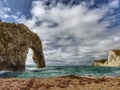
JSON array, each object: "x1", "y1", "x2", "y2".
[{"x1": 0, "y1": 66, "x2": 120, "y2": 78}]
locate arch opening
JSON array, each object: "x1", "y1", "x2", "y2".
[{"x1": 26, "y1": 48, "x2": 36, "y2": 70}]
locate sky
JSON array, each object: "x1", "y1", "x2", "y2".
[{"x1": 0, "y1": 0, "x2": 120, "y2": 66}]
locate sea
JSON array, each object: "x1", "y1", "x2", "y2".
[{"x1": 0, "y1": 66, "x2": 120, "y2": 78}]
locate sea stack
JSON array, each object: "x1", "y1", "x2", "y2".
[
  {"x1": 92, "y1": 50, "x2": 120, "y2": 67},
  {"x1": 0, "y1": 21, "x2": 45, "y2": 71}
]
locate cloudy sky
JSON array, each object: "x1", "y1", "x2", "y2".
[{"x1": 0, "y1": 0, "x2": 120, "y2": 66}]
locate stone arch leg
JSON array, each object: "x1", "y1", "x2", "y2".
[
  {"x1": 32, "y1": 47, "x2": 45, "y2": 68},
  {"x1": 29, "y1": 33, "x2": 45, "y2": 68}
]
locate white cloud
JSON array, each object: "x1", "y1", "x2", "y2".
[
  {"x1": 19, "y1": 0, "x2": 120, "y2": 66},
  {"x1": 1, "y1": 0, "x2": 120, "y2": 66},
  {"x1": 0, "y1": 7, "x2": 10, "y2": 19},
  {"x1": 0, "y1": 6, "x2": 20, "y2": 22},
  {"x1": 108, "y1": 0, "x2": 119, "y2": 8}
]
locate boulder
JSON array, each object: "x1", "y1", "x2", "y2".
[
  {"x1": 0, "y1": 21, "x2": 45, "y2": 71},
  {"x1": 92, "y1": 50, "x2": 120, "y2": 67}
]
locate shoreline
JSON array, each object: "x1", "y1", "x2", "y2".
[{"x1": 0, "y1": 75, "x2": 120, "y2": 90}]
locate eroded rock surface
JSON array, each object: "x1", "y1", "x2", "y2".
[
  {"x1": 0, "y1": 21, "x2": 45, "y2": 71},
  {"x1": 92, "y1": 50, "x2": 120, "y2": 67},
  {"x1": 92, "y1": 59, "x2": 107, "y2": 66}
]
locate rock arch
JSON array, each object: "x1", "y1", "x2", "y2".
[{"x1": 0, "y1": 22, "x2": 45, "y2": 71}]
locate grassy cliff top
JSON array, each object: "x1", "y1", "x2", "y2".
[
  {"x1": 110, "y1": 50, "x2": 120, "y2": 56},
  {"x1": 94, "y1": 59, "x2": 107, "y2": 64}
]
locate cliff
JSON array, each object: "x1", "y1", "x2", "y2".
[
  {"x1": 92, "y1": 59, "x2": 107, "y2": 66},
  {"x1": 92, "y1": 50, "x2": 120, "y2": 67},
  {"x1": 0, "y1": 21, "x2": 45, "y2": 71}
]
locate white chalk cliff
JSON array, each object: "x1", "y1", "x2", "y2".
[{"x1": 92, "y1": 50, "x2": 120, "y2": 67}]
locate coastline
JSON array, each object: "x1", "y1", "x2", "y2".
[{"x1": 0, "y1": 75, "x2": 120, "y2": 90}]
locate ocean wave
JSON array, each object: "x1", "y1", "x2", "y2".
[
  {"x1": 0, "y1": 70, "x2": 12, "y2": 75},
  {"x1": 1, "y1": 66, "x2": 120, "y2": 78}
]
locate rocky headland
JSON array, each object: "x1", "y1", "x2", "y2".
[
  {"x1": 0, "y1": 21, "x2": 45, "y2": 71},
  {"x1": 92, "y1": 50, "x2": 120, "y2": 67}
]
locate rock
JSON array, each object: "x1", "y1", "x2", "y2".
[
  {"x1": 0, "y1": 21, "x2": 45, "y2": 71},
  {"x1": 92, "y1": 59, "x2": 107, "y2": 66},
  {"x1": 92, "y1": 50, "x2": 120, "y2": 67}
]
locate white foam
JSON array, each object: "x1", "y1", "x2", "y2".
[{"x1": 0, "y1": 71, "x2": 9, "y2": 74}]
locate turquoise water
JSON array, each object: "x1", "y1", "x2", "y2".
[{"x1": 0, "y1": 66, "x2": 120, "y2": 78}]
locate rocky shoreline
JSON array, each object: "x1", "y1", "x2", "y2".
[{"x1": 0, "y1": 75, "x2": 120, "y2": 90}]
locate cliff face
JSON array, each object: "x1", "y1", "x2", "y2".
[
  {"x1": 0, "y1": 21, "x2": 45, "y2": 71},
  {"x1": 92, "y1": 59, "x2": 107, "y2": 66},
  {"x1": 92, "y1": 50, "x2": 120, "y2": 67},
  {"x1": 107, "y1": 50, "x2": 120, "y2": 66}
]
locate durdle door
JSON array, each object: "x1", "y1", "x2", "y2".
[{"x1": 0, "y1": 21, "x2": 45, "y2": 71}]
